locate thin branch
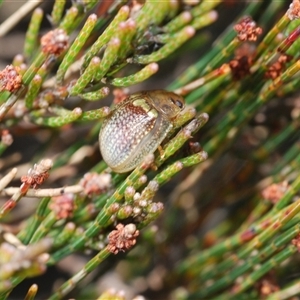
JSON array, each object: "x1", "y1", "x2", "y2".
[
  {"x1": 0, "y1": 0, "x2": 44, "y2": 37},
  {"x1": 2, "y1": 185, "x2": 83, "y2": 197}
]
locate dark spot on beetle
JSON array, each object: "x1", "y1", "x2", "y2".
[{"x1": 170, "y1": 97, "x2": 183, "y2": 109}]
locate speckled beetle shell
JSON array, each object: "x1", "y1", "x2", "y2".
[{"x1": 99, "y1": 90, "x2": 185, "y2": 173}]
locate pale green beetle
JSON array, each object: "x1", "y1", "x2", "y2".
[{"x1": 99, "y1": 90, "x2": 185, "y2": 173}]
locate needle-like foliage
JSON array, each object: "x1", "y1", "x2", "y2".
[{"x1": 0, "y1": 1, "x2": 300, "y2": 299}]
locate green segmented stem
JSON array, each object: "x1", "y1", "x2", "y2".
[
  {"x1": 56, "y1": 14, "x2": 98, "y2": 84},
  {"x1": 179, "y1": 151, "x2": 209, "y2": 168},
  {"x1": 24, "y1": 8, "x2": 43, "y2": 60},
  {"x1": 178, "y1": 199, "x2": 298, "y2": 274},
  {"x1": 51, "y1": 0, "x2": 66, "y2": 26},
  {"x1": 204, "y1": 58, "x2": 300, "y2": 157},
  {"x1": 169, "y1": 107, "x2": 196, "y2": 133},
  {"x1": 229, "y1": 245, "x2": 298, "y2": 296},
  {"x1": 22, "y1": 52, "x2": 48, "y2": 85},
  {"x1": 276, "y1": 76, "x2": 300, "y2": 97},
  {"x1": 190, "y1": 10, "x2": 218, "y2": 31},
  {"x1": 200, "y1": 199, "x2": 300, "y2": 282},
  {"x1": 49, "y1": 157, "x2": 153, "y2": 263},
  {"x1": 257, "y1": 28, "x2": 300, "y2": 76},
  {"x1": 288, "y1": 34, "x2": 300, "y2": 58},
  {"x1": 48, "y1": 248, "x2": 111, "y2": 300},
  {"x1": 80, "y1": 86, "x2": 110, "y2": 101},
  {"x1": 155, "y1": 113, "x2": 209, "y2": 167},
  {"x1": 59, "y1": 7, "x2": 79, "y2": 34},
  {"x1": 163, "y1": 11, "x2": 192, "y2": 33},
  {"x1": 113, "y1": 19, "x2": 136, "y2": 63},
  {"x1": 31, "y1": 107, "x2": 82, "y2": 127},
  {"x1": 1, "y1": 3, "x2": 298, "y2": 297},
  {"x1": 17, "y1": 197, "x2": 51, "y2": 244},
  {"x1": 154, "y1": 151, "x2": 208, "y2": 186},
  {"x1": 200, "y1": 79, "x2": 234, "y2": 113},
  {"x1": 70, "y1": 57, "x2": 101, "y2": 95},
  {"x1": 190, "y1": 0, "x2": 221, "y2": 18},
  {"x1": 25, "y1": 58, "x2": 52, "y2": 102},
  {"x1": 132, "y1": 26, "x2": 195, "y2": 64},
  {"x1": 175, "y1": 65, "x2": 230, "y2": 99},
  {"x1": 36, "y1": 59, "x2": 51, "y2": 80},
  {"x1": 237, "y1": 197, "x2": 272, "y2": 232},
  {"x1": 168, "y1": 1, "x2": 262, "y2": 89},
  {"x1": 82, "y1": 5, "x2": 130, "y2": 70},
  {"x1": 94, "y1": 38, "x2": 121, "y2": 81},
  {"x1": 134, "y1": 1, "x2": 171, "y2": 35},
  {"x1": 79, "y1": 106, "x2": 110, "y2": 121},
  {"x1": 72, "y1": 194, "x2": 109, "y2": 222},
  {"x1": 255, "y1": 14, "x2": 290, "y2": 60},
  {"x1": 259, "y1": 59, "x2": 300, "y2": 100},
  {"x1": 52, "y1": 223, "x2": 76, "y2": 249},
  {"x1": 168, "y1": 49, "x2": 223, "y2": 90},
  {"x1": 285, "y1": 14, "x2": 300, "y2": 33},
  {"x1": 97, "y1": 157, "x2": 151, "y2": 203},
  {"x1": 257, "y1": 1, "x2": 286, "y2": 31},
  {"x1": 29, "y1": 211, "x2": 58, "y2": 243},
  {"x1": 184, "y1": 75, "x2": 228, "y2": 106},
  {"x1": 285, "y1": 21, "x2": 300, "y2": 58},
  {"x1": 24, "y1": 74, "x2": 42, "y2": 108},
  {"x1": 202, "y1": 38, "x2": 240, "y2": 74},
  {"x1": 195, "y1": 224, "x2": 300, "y2": 298},
  {"x1": 99, "y1": 19, "x2": 137, "y2": 77},
  {"x1": 110, "y1": 63, "x2": 158, "y2": 87}
]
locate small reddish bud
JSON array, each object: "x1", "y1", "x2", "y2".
[
  {"x1": 20, "y1": 159, "x2": 53, "y2": 190},
  {"x1": 234, "y1": 16, "x2": 262, "y2": 42},
  {"x1": 287, "y1": 0, "x2": 300, "y2": 20},
  {"x1": 107, "y1": 223, "x2": 139, "y2": 254},
  {"x1": 40, "y1": 29, "x2": 69, "y2": 55},
  {"x1": 261, "y1": 181, "x2": 289, "y2": 204},
  {"x1": 79, "y1": 172, "x2": 111, "y2": 197},
  {"x1": 50, "y1": 194, "x2": 74, "y2": 219},
  {"x1": 0, "y1": 65, "x2": 22, "y2": 92}
]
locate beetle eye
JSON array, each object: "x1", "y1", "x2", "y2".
[{"x1": 170, "y1": 97, "x2": 183, "y2": 109}]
